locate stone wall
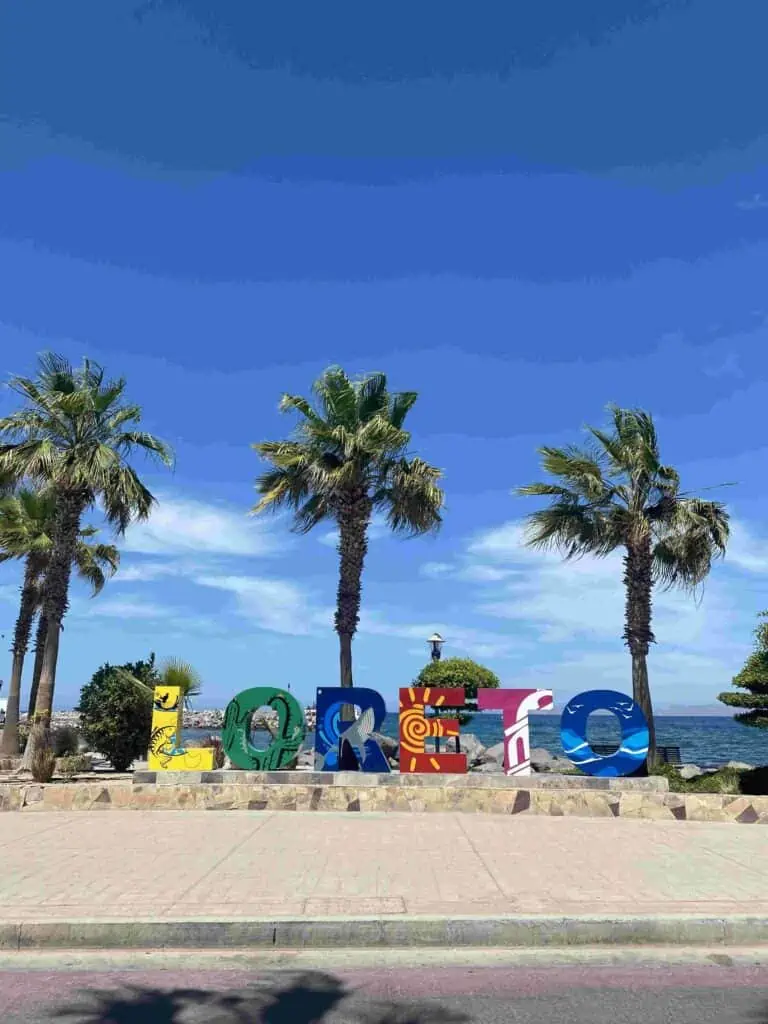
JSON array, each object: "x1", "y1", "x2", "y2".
[{"x1": 1, "y1": 772, "x2": 767, "y2": 822}]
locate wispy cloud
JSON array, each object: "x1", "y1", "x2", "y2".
[
  {"x1": 112, "y1": 561, "x2": 186, "y2": 583},
  {"x1": 84, "y1": 597, "x2": 177, "y2": 620},
  {"x1": 736, "y1": 193, "x2": 768, "y2": 211},
  {"x1": 703, "y1": 352, "x2": 743, "y2": 379},
  {"x1": 726, "y1": 520, "x2": 768, "y2": 574},
  {"x1": 419, "y1": 561, "x2": 454, "y2": 578},
  {"x1": 358, "y1": 610, "x2": 519, "y2": 660},
  {"x1": 122, "y1": 495, "x2": 279, "y2": 557},
  {"x1": 414, "y1": 515, "x2": 768, "y2": 704},
  {"x1": 420, "y1": 560, "x2": 514, "y2": 583},
  {"x1": 462, "y1": 519, "x2": 745, "y2": 651},
  {"x1": 193, "y1": 574, "x2": 331, "y2": 636},
  {"x1": 186, "y1": 568, "x2": 518, "y2": 657}
]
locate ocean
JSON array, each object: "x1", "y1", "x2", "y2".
[{"x1": 183, "y1": 713, "x2": 768, "y2": 769}]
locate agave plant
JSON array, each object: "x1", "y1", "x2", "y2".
[{"x1": 118, "y1": 657, "x2": 202, "y2": 710}]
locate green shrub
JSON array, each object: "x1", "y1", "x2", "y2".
[
  {"x1": 18, "y1": 723, "x2": 29, "y2": 753},
  {"x1": 77, "y1": 657, "x2": 156, "y2": 772},
  {"x1": 57, "y1": 753, "x2": 92, "y2": 779},
  {"x1": 412, "y1": 658, "x2": 501, "y2": 730},
  {"x1": 30, "y1": 745, "x2": 57, "y2": 783},
  {"x1": 52, "y1": 725, "x2": 81, "y2": 757},
  {"x1": 652, "y1": 762, "x2": 745, "y2": 795},
  {"x1": 412, "y1": 657, "x2": 501, "y2": 699}
]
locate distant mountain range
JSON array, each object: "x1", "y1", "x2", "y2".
[
  {"x1": 529, "y1": 703, "x2": 734, "y2": 718},
  {"x1": 655, "y1": 705, "x2": 735, "y2": 717}
]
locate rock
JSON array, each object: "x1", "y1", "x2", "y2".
[
  {"x1": 444, "y1": 733, "x2": 486, "y2": 765},
  {"x1": 679, "y1": 764, "x2": 705, "y2": 780},
  {"x1": 371, "y1": 732, "x2": 399, "y2": 759},
  {"x1": 296, "y1": 749, "x2": 315, "y2": 769},
  {"x1": 530, "y1": 747, "x2": 554, "y2": 764},
  {"x1": 532, "y1": 759, "x2": 573, "y2": 774},
  {"x1": 724, "y1": 761, "x2": 755, "y2": 772},
  {"x1": 470, "y1": 760, "x2": 504, "y2": 774},
  {"x1": 530, "y1": 747, "x2": 567, "y2": 773},
  {"x1": 484, "y1": 742, "x2": 505, "y2": 764}
]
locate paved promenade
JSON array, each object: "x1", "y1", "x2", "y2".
[{"x1": 2, "y1": 810, "x2": 768, "y2": 922}]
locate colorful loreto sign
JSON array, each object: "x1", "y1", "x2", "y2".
[{"x1": 149, "y1": 684, "x2": 650, "y2": 778}]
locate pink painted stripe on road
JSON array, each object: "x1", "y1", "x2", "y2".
[{"x1": 2, "y1": 963, "x2": 768, "y2": 1011}]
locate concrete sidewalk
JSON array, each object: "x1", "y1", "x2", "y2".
[{"x1": 2, "y1": 811, "x2": 768, "y2": 948}]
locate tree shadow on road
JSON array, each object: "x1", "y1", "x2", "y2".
[{"x1": 53, "y1": 969, "x2": 470, "y2": 1023}]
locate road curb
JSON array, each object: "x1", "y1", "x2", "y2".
[{"x1": 3, "y1": 915, "x2": 768, "y2": 950}]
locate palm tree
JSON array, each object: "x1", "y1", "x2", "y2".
[
  {"x1": 0, "y1": 354, "x2": 172, "y2": 763},
  {"x1": 26, "y1": 609, "x2": 48, "y2": 719},
  {"x1": 0, "y1": 488, "x2": 120, "y2": 755},
  {"x1": 252, "y1": 367, "x2": 443, "y2": 693},
  {"x1": 118, "y1": 656, "x2": 202, "y2": 709},
  {"x1": 517, "y1": 405, "x2": 729, "y2": 767}
]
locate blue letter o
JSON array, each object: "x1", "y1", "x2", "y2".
[{"x1": 560, "y1": 690, "x2": 649, "y2": 777}]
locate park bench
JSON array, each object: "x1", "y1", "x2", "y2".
[{"x1": 591, "y1": 743, "x2": 681, "y2": 765}]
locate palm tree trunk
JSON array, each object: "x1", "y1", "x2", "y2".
[
  {"x1": 21, "y1": 491, "x2": 84, "y2": 769},
  {"x1": 335, "y1": 495, "x2": 371, "y2": 721},
  {"x1": 27, "y1": 611, "x2": 48, "y2": 719},
  {"x1": 623, "y1": 539, "x2": 657, "y2": 770},
  {"x1": 0, "y1": 559, "x2": 39, "y2": 756}
]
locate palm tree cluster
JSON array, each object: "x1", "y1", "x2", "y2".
[
  {"x1": 0, "y1": 354, "x2": 732, "y2": 776},
  {"x1": 0, "y1": 354, "x2": 172, "y2": 762}
]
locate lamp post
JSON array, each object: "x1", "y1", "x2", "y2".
[
  {"x1": 428, "y1": 633, "x2": 445, "y2": 662},
  {"x1": 427, "y1": 633, "x2": 447, "y2": 753}
]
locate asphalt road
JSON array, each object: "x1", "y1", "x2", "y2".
[{"x1": 1, "y1": 948, "x2": 768, "y2": 1023}]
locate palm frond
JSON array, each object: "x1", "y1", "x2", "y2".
[
  {"x1": 313, "y1": 367, "x2": 358, "y2": 429},
  {"x1": 1, "y1": 356, "x2": 170, "y2": 541},
  {"x1": 522, "y1": 502, "x2": 618, "y2": 559},
  {"x1": 278, "y1": 393, "x2": 329, "y2": 433},
  {"x1": 516, "y1": 482, "x2": 581, "y2": 500},
  {"x1": 536, "y1": 444, "x2": 612, "y2": 503},
  {"x1": 356, "y1": 372, "x2": 389, "y2": 422},
  {"x1": 107, "y1": 404, "x2": 143, "y2": 432},
  {"x1": 292, "y1": 493, "x2": 332, "y2": 534},
  {"x1": 387, "y1": 390, "x2": 418, "y2": 429},
  {"x1": 251, "y1": 464, "x2": 314, "y2": 516},
  {"x1": 160, "y1": 658, "x2": 202, "y2": 698},
  {"x1": 254, "y1": 368, "x2": 437, "y2": 544},
  {"x1": 652, "y1": 497, "x2": 729, "y2": 591},
  {"x1": 374, "y1": 457, "x2": 444, "y2": 537},
  {"x1": 100, "y1": 465, "x2": 157, "y2": 532},
  {"x1": 74, "y1": 537, "x2": 120, "y2": 595},
  {"x1": 114, "y1": 432, "x2": 174, "y2": 466}
]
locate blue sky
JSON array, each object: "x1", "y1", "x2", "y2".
[{"x1": 1, "y1": 0, "x2": 768, "y2": 713}]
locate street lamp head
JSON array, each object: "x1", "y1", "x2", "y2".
[{"x1": 427, "y1": 633, "x2": 445, "y2": 661}]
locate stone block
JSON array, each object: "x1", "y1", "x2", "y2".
[
  {"x1": 0, "y1": 786, "x2": 22, "y2": 812},
  {"x1": 20, "y1": 785, "x2": 44, "y2": 809},
  {"x1": 683, "y1": 795, "x2": 731, "y2": 822},
  {"x1": 529, "y1": 790, "x2": 619, "y2": 817},
  {"x1": 619, "y1": 792, "x2": 679, "y2": 820}
]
